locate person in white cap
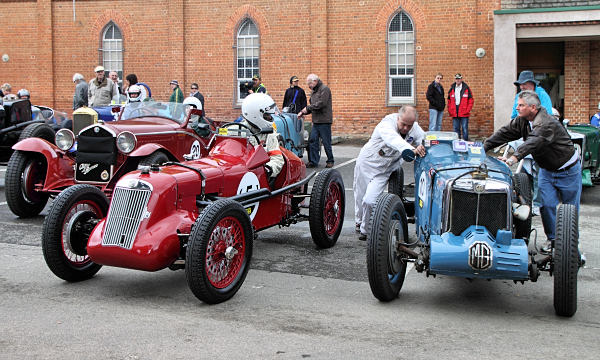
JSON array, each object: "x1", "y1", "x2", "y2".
[
  {"x1": 591, "y1": 102, "x2": 600, "y2": 127},
  {"x1": 88, "y1": 65, "x2": 115, "y2": 107},
  {"x1": 169, "y1": 80, "x2": 184, "y2": 103}
]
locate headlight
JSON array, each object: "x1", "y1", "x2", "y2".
[
  {"x1": 55, "y1": 129, "x2": 74, "y2": 151},
  {"x1": 116, "y1": 131, "x2": 137, "y2": 154}
]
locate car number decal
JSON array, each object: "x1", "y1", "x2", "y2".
[
  {"x1": 237, "y1": 172, "x2": 260, "y2": 220},
  {"x1": 418, "y1": 172, "x2": 427, "y2": 208},
  {"x1": 190, "y1": 140, "x2": 201, "y2": 160}
]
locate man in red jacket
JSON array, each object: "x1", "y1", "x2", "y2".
[{"x1": 447, "y1": 73, "x2": 474, "y2": 140}]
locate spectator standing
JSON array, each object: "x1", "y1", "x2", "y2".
[
  {"x1": 108, "y1": 71, "x2": 122, "y2": 104},
  {"x1": 88, "y1": 66, "x2": 115, "y2": 107},
  {"x1": 483, "y1": 90, "x2": 581, "y2": 252},
  {"x1": 72, "y1": 73, "x2": 88, "y2": 110},
  {"x1": 353, "y1": 106, "x2": 426, "y2": 240},
  {"x1": 189, "y1": 82, "x2": 205, "y2": 116},
  {"x1": 426, "y1": 73, "x2": 445, "y2": 131},
  {"x1": 1, "y1": 83, "x2": 12, "y2": 99},
  {"x1": 282, "y1": 76, "x2": 307, "y2": 114},
  {"x1": 511, "y1": 70, "x2": 553, "y2": 118},
  {"x1": 169, "y1": 80, "x2": 184, "y2": 103},
  {"x1": 447, "y1": 73, "x2": 474, "y2": 140},
  {"x1": 590, "y1": 102, "x2": 600, "y2": 127},
  {"x1": 249, "y1": 75, "x2": 267, "y2": 94},
  {"x1": 298, "y1": 73, "x2": 334, "y2": 168}
]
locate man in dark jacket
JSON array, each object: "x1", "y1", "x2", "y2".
[
  {"x1": 298, "y1": 74, "x2": 334, "y2": 168},
  {"x1": 282, "y1": 76, "x2": 307, "y2": 114},
  {"x1": 447, "y1": 73, "x2": 474, "y2": 140},
  {"x1": 426, "y1": 73, "x2": 445, "y2": 131},
  {"x1": 484, "y1": 90, "x2": 581, "y2": 252},
  {"x1": 189, "y1": 82, "x2": 205, "y2": 116}
]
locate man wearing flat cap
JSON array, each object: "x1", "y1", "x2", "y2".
[
  {"x1": 88, "y1": 65, "x2": 116, "y2": 107},
  {"x1": 447, "y1": 73, "x2": 474, "y2": 140},
  {"x1": 169, "y1": 80, "x2": 184, "y2": 103},
  {"x1": 511, "y1": 70, "x2": 553, "y2": 119}
]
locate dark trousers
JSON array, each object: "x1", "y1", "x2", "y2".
[{"x1": 308, "y1": 123, "x2": 334, "y2": 165}]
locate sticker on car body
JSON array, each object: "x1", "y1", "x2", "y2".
[
  {"x1": 190, "y1": 140, "x2": 201, "y2": 159},
  {"x1": 418, "y1": 172, "x2": 428, "y2": 208},
  {"x1": 237, "y1": 172, "x2": 260, "y2": 220}
]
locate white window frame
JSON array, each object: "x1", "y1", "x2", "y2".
[
  {"x1": 387, "y1": 12, "x2": 415, "y2": 105},
  {"x1": 236, "y1": 19, "x2": 260, "y2": 104},
  {"x1": 100, "y1": 22, "x2": 123, "y2": 82}
]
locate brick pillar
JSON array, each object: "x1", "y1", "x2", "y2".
[
  {"x1": 37, "y1": 0, "x2": 54, "y2": 107},
  {"x1": 310, "y1": 0, "x2": 328, "y2": 82},
  {"x1": 564, "y1": 41, "x2": 590, "y2": 124},
  {"x1": 169, "y1": 0, "x2": 185, "y2": 88}
]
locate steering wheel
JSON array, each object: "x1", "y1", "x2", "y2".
[
  {"x1": 220, "y1": 122, "x2": 261, "y2": 144},
  {"x1": 124, "y1": 106, "x2": 153, "y2": 119}
]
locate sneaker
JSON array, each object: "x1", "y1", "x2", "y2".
[
  {"x1": 540, "y1": 239, "x2": 554, "y2": 254},
  {"x1": 358, "y1": 233, "x2": 367, "y2": 241},
  {"x1": 355, "y1": 223, "x2": 361, "y2": 233},
  {"x1": 306, "y1": 162, "x2": 317, "y2": 168},
  {"x1": 325, "y1": 162, "x2": 334, "y2": 168},
  {"x1": 532, "y1": 206, "x2": 540, "y2": 216}
]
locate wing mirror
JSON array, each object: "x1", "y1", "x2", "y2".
[{"x1": 401, "y1": 149, "x2": 416, "y2": 162}]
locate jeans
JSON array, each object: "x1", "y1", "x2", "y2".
[
  {"x1": 428, "y1": 109, "x2": 443, "y2": 131},
  {"x1": 308, "y1": 123, "x2": 334, "y2": 165},
  {"x1": 452, "y1": 117, "x2": 469, "y2": 140},
  {"x1": 538, "y1": 160, "x2": 582, "y2": 240}
]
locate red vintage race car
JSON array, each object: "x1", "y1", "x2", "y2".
[
  {"x1": 5, "y1": 101, "x2": 214, "y2": 218},
  {"x1": 41, "y1": 122, "x2": 345, "y2": 304}
]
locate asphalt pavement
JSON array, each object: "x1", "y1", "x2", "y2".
[{"x1": 1, "y1": 144, "x2": 599, "y2": 359}]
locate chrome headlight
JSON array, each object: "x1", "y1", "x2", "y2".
[
  {"x1": 55, "y1": 129, "x2": 75, "y2": 151},
  {"x1": 116, "y1": 131, "x2": 137, "y2": 154}
]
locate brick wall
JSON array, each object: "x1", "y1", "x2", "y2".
[
  {"x1": 564, "y1": 41, "x2": 590, "y2": 123},
  {"x1": 590, "y1": 41, "x2": 600, "y2": 118},
  {"x1": 501, "y1": 0, "x2": 600, "y2": 9},
  {"x1": 0, "y1": 0, "x2": 594, "y2": 137}
]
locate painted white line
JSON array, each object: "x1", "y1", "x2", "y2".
[
  {"x1": 0, "y1": 168, "x2": 6, "y2": 172},
  {"x1": 406, "y1": 262, "x2": 415, "y2": 273},
  {"x1": 0, "y1": 202, "x2": 7, "y2": 206},
  {"x1": 333, "y1": 157, "x2": 357, "y2": 170}
]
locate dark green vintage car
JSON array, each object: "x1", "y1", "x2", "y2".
[{"x1": 567, "y1": 124, "x2": 600, "y2": 186}]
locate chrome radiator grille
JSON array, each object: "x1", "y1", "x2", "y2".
[
  {"x1": 449, "y1": 190, "x2": 508, "y2": 236},
  {"x1": 102, "y1": 186, "x2": 151, "y2": 249}
]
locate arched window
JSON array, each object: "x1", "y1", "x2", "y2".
[
  {"x1": 236, "y1": 19, "x2": 259, "y2": 103},
  {"x1": 388, "y1": 12, "x2": 414, "y2": 104},
  {"x1": 100, "y1": 22, "x2": 123, "y2": 81}
]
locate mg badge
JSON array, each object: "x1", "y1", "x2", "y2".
[
  {"x1": 469, "y1": 241, "x2": 492, "y2": 270},
  {"x1": 94, "y1": 126, "x2": 100, "y2": 133},
  {"x1": 100, "y1": 170, "x2": 109, "y2": 181},
  {"x1": 473, "y1": 183, "x2": 485, "y2": 193}
]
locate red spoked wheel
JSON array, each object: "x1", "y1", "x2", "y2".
[
  {"x1": 42, "y1": 185, "x2": 108, "y2": 281},
  {"x1": 186, "y1": 199, "x2": 253, "y2": 304},
  {"x1": 205, "y1": 216, "x2": 246, "y2": 289},
  {"x1": 309, "y1": 169, "x2": 345, "y2": 248}
]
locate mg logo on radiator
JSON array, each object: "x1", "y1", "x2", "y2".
[{"x1": 469, "y1": 241, "x2": 492, "y2": 270}]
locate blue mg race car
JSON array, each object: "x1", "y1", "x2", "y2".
[{"x1": 367, "y1": 132, "x2": 580, "y2": 317}]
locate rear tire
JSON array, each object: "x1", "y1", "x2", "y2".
[
  {"x1": 387, "y1": 168, "x2": 404, "y2": 198},
  {"x1": 553, "y1": 204, "x2": 579, "y2": 317},
  {"x1": 309, "y1": 169, "x2": 345, "y2": 248},
  {"x1": 5, "y1": 151, "x2": 49, "y2": 217},
  {"x1": 512, "y1": 172, "x2": 532, "y2": 240},
  {"x1": 367, "y1": 193, "x2": 408, "y2": 301},
  {"x1": 186, "y1": 199, "x2": 253, "y2": 304},
  {"x1": 42, "y1": 185, "x2": 108, "y2": 282},
  {"x1": 19, "y1": 123, "x2": 55, "y2": 143},
  {"x1": 139, "y1": 151, "x2": 169, "y2": 166}
]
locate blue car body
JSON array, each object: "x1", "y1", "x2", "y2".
[
  {"x1": 235, "y1": 112, "x2": 306, "y2": 158},
  {"x1": 413, "y1": 132, "x2": 529, "y2": 280}
]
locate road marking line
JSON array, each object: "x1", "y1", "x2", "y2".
[
  {"x1": 407, "y1": 262, "x2": 415, "y2": 273},
  {"x1": 333, "y1": 157, "x2": 357, "y2": 170},
  {"x1": 0, "y1": 202, "x2": 7, "y2": 206},
  {"x1": 0, "y1": 168, "x2": 6, "y2": 172}
]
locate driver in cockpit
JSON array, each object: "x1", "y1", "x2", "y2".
[{"x1": 239, "y1": 93, "x2": 284, "y2": 180}]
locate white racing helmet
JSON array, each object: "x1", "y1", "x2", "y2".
[
  {"x1": 17, "y1": 88, "x2": 30, "y2": 99},
  {"x1": 127, "y1": 85, "x2": 142, "y2": 103},
  {"x1": 241, "y1": 93, "x2": 280, "y2": 131},
  {"x1": 183, "y1": 96, "x2": 202, "y2": 110}
]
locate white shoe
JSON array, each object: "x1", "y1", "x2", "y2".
[{"x1": 532, "y1": 206, "x2": 540, "y2": 216}]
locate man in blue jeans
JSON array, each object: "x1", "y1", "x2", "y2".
[
  {"x1": 483, "y1": 90, "x2": 581, "y2": 252},
  {"x1": 298, "y1": 73, "x2": 334, "y2": 168}
]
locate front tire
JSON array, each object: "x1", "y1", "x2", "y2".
[
  {"x1": 5, "y1": 151, "x2": 49, "y2": 217},
  {"x1": 309, "y1": 169, "x2": 345, "y2": 248},
  {"x1": 42, "y1": 185, "x2": 108, "y2": 282},
  {"x1": 139, "y1": 151, "x2": 169, "y2": 166},
  {"x1": 367, "y1": 193, "x2": 408, "y2": 302},
  {"x1": 186, "y1": 199, "x2": 253, "y2": 304},
  {"x1": 553, "y1": 204, "x2": 579, "y2": 317}
]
